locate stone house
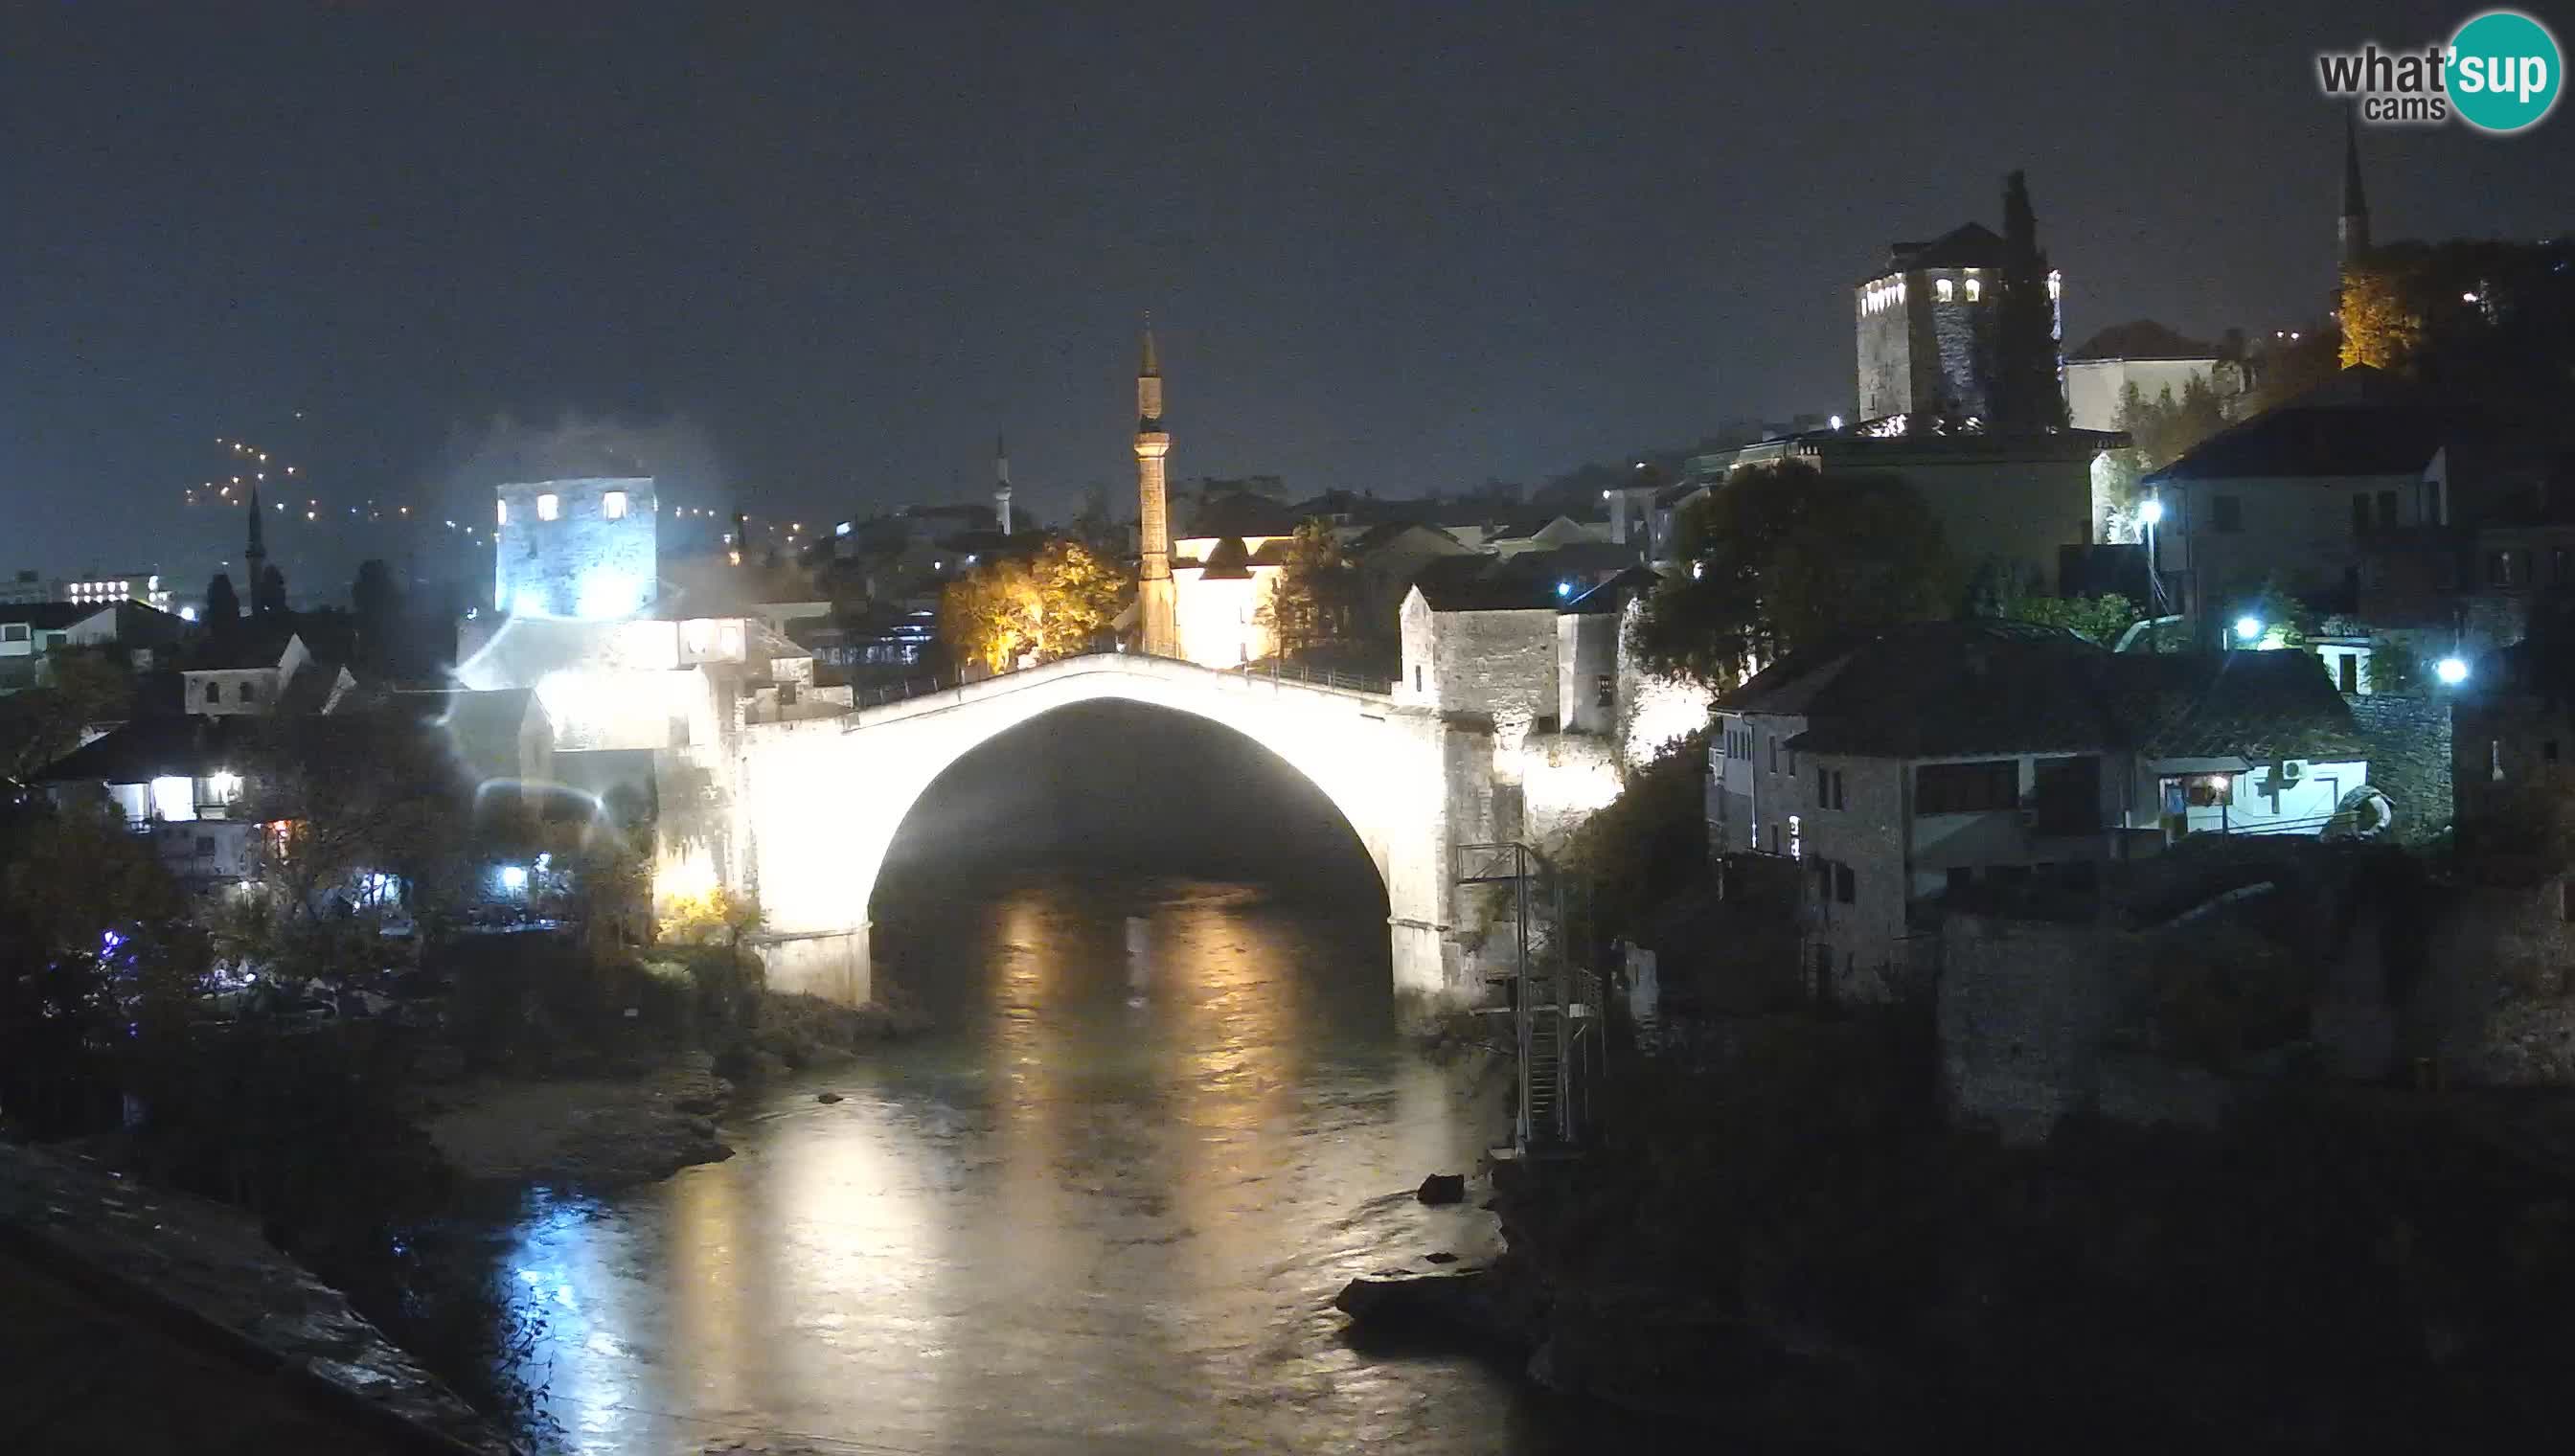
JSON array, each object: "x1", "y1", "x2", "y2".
[
  {"x1": 179, "y1": 626, "x2": 355, "y2": 717},
  {"x1": 1711, "y1": 622, "x2": 2372, "y2": 1001}
]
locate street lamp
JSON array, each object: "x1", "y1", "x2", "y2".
[
  {"x1": 2435, "y1": 655, "x2": 2470, "y2": 686},
  {"x1": 2137, "y1": 497, "x2": 2164, "y2": 527},
  {"x1": 2234, "y1": 615, "x2": 2264, "y2": 644}
]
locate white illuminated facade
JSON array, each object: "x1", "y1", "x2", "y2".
[{"x1": 493, "y1": 476, "x2": 658, "y2": 620}]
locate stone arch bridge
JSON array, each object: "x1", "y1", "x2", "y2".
[{"x1": 716, "y1": 652, "x2": 1542, "y2": 1015}]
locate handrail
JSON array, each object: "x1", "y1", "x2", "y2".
[{"x1": 847, "y1": 647, "x2": 1394, "y2": 711}]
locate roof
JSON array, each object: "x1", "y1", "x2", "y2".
[
  {"x1": 1185, "y1": 490, "x2": 1302, "y2": 539},
  {"x1": 1877, "y1": 221, "x2": 2007, "y2": 277},
  {"x1": 2069, "y1": 320, "x2": 2221, "y2": 362},
  {"x1": 2144, "y1": 367, "x2": 2460, "y2": 485},
  {"x1": 0, "y1": 603, "x2": 90, "y2": 631},
  {"x1": 1409, "y1": 554, "x2": 1565, "y2": 613},
  {"x1": 1721, "y1": 621, "x2": 2365, "y2": 762},
  {"x1": 180, "y1": 621, "x2": 305, "y2": 671},
  {"x1": 1347, "y1": 519, "x2": 1466, "y2": 554},
  {"x1": 32, "y1": 715, "x2": 261, "y2": 784},
  {"x1": 1196, "y1": 535, "x2": 1255, "y2": 580},
  {"x1": 1561, "y1": 567, "x2": 1665, "y2": 615}
]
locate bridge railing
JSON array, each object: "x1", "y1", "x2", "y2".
[
  {"x1": 845, "y1": 647, "x2": 1392, "y2": 711},
  {"x1": 1228, "y1": 658, "x2": 1394, "y2": 695}
]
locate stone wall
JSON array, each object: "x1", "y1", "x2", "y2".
[
  {"x1": 494, "y1": 475, "x2": 656, "y2": 620},
  {"x1": 1856, "y1": 287, "x2": 1912, "y2": 419},
  {"x1": 2347, "y1": 693, "x2": 2453, "y2": 838}
]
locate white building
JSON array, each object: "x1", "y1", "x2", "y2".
[
  {"x1": 495, "y1": 476, "x2": 657, "y2": 620},
  {"x1": 180, "y1": 627, "x2": 355, "y2": 717},
  {"x1": 1168, "y1": 490, "x2": 1297, "y2": 669},
  {"x1": 1711, "y1": 622, "x2": 2372, "y2": 1002}
]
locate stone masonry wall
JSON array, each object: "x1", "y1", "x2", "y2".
[{"x1": 2348, "y1": 693, "x2": 2453, "y2": 839}]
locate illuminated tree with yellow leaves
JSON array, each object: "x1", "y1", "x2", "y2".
[
  {"x1": 2339, "y1": 263, "x2": 2424, "y2": 371},
  {"x1": 940, "y1": 538, "x2": 1126, "y2": 673}
]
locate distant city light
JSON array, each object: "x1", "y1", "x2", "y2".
[
  {"x1": 1556, "y1": 579, "x2": 1574, "y2": 599},
  {"x1": 2462, "y1": 291, "x2": 2481, "y2": 304},
  {"x1": 179, "y1": 605, "x2": 198, "y2": 622},
  {"x1": 2234, "y1": 615, "x2": 2264, "y2": 643},
  {"x1": 2138, "y1": 497, "x2": 2164, "y2": 526},
  {"x1": 2436, "y1": 655, "x2": 2471, "y2": 686},
  {"x1": 1829, "y1": 415, "x2": 1844, "y2": 430}
]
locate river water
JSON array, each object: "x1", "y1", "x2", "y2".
[{"x1": 490, "y1": 870, "x2": 1674, "y2": 1455}]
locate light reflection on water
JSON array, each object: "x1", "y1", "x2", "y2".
[{"x1": 492, "y1": 873, "x2": 1661, "y2": 1454}]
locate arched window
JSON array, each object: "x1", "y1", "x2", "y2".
[
  {"x1": 204, "y1": 681, "x2": 221, "y2": 704},
  {"x1": 1935, "y1": 278, "x2": 1954, "y2": 303},
  {"x1": 240, "y1": 681, "x2": 257, "y2": 703},
  {"x1": 1965, "y1": 277, "x2": 1983, "y2": 303}
]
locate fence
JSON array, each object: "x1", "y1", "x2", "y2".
[{"x1": 845, "y1": 648, "x2": 1392, "y2": 711}]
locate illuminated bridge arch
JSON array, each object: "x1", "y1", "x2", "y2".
[{"x1": 725, "y1": 653, "x2": 1493, "y2": 1014}]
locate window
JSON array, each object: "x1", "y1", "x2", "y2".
[
  {"x1": 1915, "y1": 760, "x2": 2019, "y2": 815},
  {"x1": 496, "y1": 498, "x2": 508, "y2": 526},
  {"x1": 1594, "y1": 673, "x2": 1614, "y2": 709},
  {"x1": 239, "y1": 681, "x2": 257, "y2": 703},
  {"x1": 2488, "y1": 550, "x2": 2517, "y2": 588},
  {"x1": 2337, "y1": 652, "x2": 2358, "y2": 695},
  {"x1": 195, "y1": 835, "x2": 216, "y2": 857},
  {"x1": 1936, "y1": 278, "x2": 1954, "y2": 303},
  {"x1": 205, "y1": 681, "x2": 222, "y2": 704},
  {"x1": 1413, "y1": 666, "x2": 1424, "y2": 693},
  {"x1": 1832, "y1": 770, "x2": 1846, "y2": 809},
  {"x1": 2029, "y1": 756, "x2": 2102, "y2": 834},
  {"x1": 2377, "y1": 489, "x2": 2399, "y2": 529},
  {"x1": 2210, "y1": 494, "x2": 2244, "y2": 533},
  {"x1": 536, "y1": 492, "x2": 560, "y2": 521},
  {"x1": 1768, "y1": 738, "x2": 1777, "y2": 773},
  {"x1": 1834, "y1": 863, "x2": 1855, "y2": 904},
  {"x1": 2352, "y1": 494, "x2": 2372, "y2": 535},
  {"x1": 0, "y1": 624, "x2": 25, "y2": 644},
  {"x1": 2554, "y1": 547, "x2": 2571, "y2": 586},
  {"x1": 2162, "y1": 773, "x2": 2234, "y2": 808},
  {"x1": 603, "y1": 489, "x2": 628, "y2": 520},
  {"x1": 1965, "y1": 277, "x2": 1983, "y2": 302}
]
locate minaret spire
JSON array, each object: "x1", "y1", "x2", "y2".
[
  {"x1": 1133, "y1": 316, "x2": 1178, "y2": 658},
  {"x1": 2338, "y1": 111, "x2": 2371, "y2": 267},
  {"x1": 993, "y1": 431, "x2": 1014, "y2": 536}
]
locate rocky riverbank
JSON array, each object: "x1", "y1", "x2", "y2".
[{"x1": 422, "y1": 1054, "x2": 736, "y2": 1192}]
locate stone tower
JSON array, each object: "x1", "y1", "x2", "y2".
[
  {"x1": 2337, "y1": 112, "x2": 2371, "y2": 267},
  {"x1": 993, "y1": 432, "x2": 1014, "y2": 537},
  {"x1": 1133, "y1": 320, "x2": 1178, "y2": 658}
]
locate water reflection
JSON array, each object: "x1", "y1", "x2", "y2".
[{"x1": 493, "y1": 872, "x2": 1655, "y2": 1454}]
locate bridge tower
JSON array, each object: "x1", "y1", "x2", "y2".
[{"x1": 1134, "y1": 319, "x2": 1179, "y2": 658}]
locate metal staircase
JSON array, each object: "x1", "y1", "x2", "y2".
[{"x1": 1455, "y1": 841, "x2": 1603, "y2": 1158}]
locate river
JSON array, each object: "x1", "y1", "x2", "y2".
[{"x1": 487, "y1": 868, "x2": 1683, "y2": 1455}]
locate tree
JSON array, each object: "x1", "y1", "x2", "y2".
[
  {"x1": 1258, "y1": 517, "x2": 1355, "y2": 663},
  {"x1": 0, "y1": 799, "x2": 208, "y2": 1133},
  {"x1": 1629, "y1": 462, "x2": 1955, "y2": 690},
  {"x1": 254, "y1": 563, "x2": 288, "y2": 618},
  {"x1": 1989, "y1": 170, "x2": 2068, "y2": 431},
  {"x1": 205, "y1": 572, "x2": 241, "y2": 630},
  {"x1": 351, "y1": 559, "x2": 400, "y2": 672},
  {"x1": 0, "y1": 646, "x2": 133, "y2": 781},
  {"x1": 2004, "y1": 592, "x2": 2144, "y2": 646},
  {"x1": 2120, "y1": 377, "x2": 2227, "y2": 472},
  {"x1": 939, "y1": 538, "x2": 1125, "y2": 672},
  {"x1": 2339, "y1": 262, "x2": 2426, "y2": 371}
]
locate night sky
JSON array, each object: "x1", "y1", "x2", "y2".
[{"x1": 5, "y1": 2, "x2": 2569, "y2": 592}]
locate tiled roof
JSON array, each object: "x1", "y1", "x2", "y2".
[
  {"x1": 1724, "y1": 621, "x2": 2366, "y2": 763},
  {"x1": 2069, "y1": 320, "x2": 2220, "y2": 361},
  {"x1": 1185, "y1": 490, "x2": 1301, "y2": 538},
  {"x1": 2144, "y1": 368, "x2": 2460, "y2": 484},
  {"x1": 1880, "y1": 221, "x2": 2007, "y2": 275},
  {"x1": 1409, "y1": 555, "x2": 1563, "y2": 612}
]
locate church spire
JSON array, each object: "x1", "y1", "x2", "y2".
[{"x1": 2338, "y1": 111, "x2": 2371, "y2": 266}]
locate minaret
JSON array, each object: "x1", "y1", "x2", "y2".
[
  {"x1": 1133, "y1": 318, "x2": 1178, "y2": 658},
  {"x1": 2337, "y1": 111, "x2": 2371, "y2": 268},
  {"x1": 243, "y1": 480, "x2": 268, "y2": 613},
  {"x1": 993, "y1": 432, "x2": 1014, "y2": 536}
]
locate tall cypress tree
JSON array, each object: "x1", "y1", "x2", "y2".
[
  {"x1": 203, "y1": 572, "x2": 240, "y2": 631},
  {"x1": 1991, "y1": 171, "x2": 2067, "y2": 431}
]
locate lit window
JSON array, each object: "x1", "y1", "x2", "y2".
[
  {"x1": 2048, "y1": 270, "x2": 2062, "y2": 301},
  {"x1": 603, "y1": 490, "x2": 628, "y2": 520},
  {"x1": 496, "y1": 499, "x2": 508, "y2": 526},
  {"x1": 1936, "y1": 278, "x2": 1954, "y2": 303},
  {"x1": 537, "y1": 493, "x2": 560, "y2": 521},
  {"x1": 1964, "y1": 278, "x2": 1982, "y2": 303}
]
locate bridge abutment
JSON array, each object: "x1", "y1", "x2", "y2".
[{"x1": 755, "y1": 923, "x2": 872, "y2": 1005}]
